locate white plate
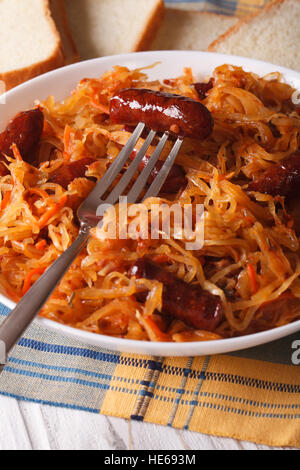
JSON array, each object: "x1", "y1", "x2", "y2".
[{"x1": 1, "y1": 51, "x2": 300, "y2": 356}]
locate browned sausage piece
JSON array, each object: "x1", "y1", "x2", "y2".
[
  {"x1": 48, "y1": 157, "x2": 96, "y2": 189},
  {"x1": 143, "y1": 158, "x2": 186, "y2": 193},
  {"x1": 130, "y1": 257, "x2": 224, "y2": 331},
  {"x1": 248, "y1": 151, "x2": 300, "y2": 197},
  {"x1": 247, "y1": 294, "x2": 299, "y2": 333},
  {"x1": 130, "y1": 150, "x2": 186, "y2": 193},
  {"x1": 0, "y1": 109, "x2": 44, "y2": 170},
  {"x1": 110, "y1": 89, "x2": 214, "y2": 140},
  {"x1": 194, "y1": 78, "x2": 214, "y2": 100}
]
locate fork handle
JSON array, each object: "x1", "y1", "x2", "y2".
[{"x1": 0, "y1": 228, "x2": 90, "y2": 365}]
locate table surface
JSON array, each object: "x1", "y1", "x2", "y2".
[{"x1": 0, "y1": 395, "x2": 287, "y2": 450}]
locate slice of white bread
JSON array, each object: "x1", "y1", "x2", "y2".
[
  {"x1": 151, "y1": 9, "x2": 238, "y2": 51},
  {"x1": 209, "y1": 0, "x2": 300, "y2": 72},
  {"x1": 65, "y1": 0, "x2": 165, "y2": 60},
  {"x1": 50, "y1": 0, "x2": 79, "y2": 64},
  {"x1": 0, "y1": 0, "x2": 65, "y2": 91}
]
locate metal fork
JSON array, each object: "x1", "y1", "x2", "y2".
[{"x1": 0, "y1": 123, "x2": 183, "y2": 371}]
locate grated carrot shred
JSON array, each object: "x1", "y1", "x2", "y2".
[
  {"x1": 35, "y1": 240, "x2": 47, "y2": 251},
  {"x1": 27, "y1": 188, "x2": 54, "y2": 206},
  {"x1": 37, "y1": 195, "x2": 68, "y2": 229},
  {"x1": 144, "y1": 317, "x2": 170, "y2": 341},
  {"x1": 90, "y1": 99, "x2": 109, "y2": 114},
  {"x1": 247, "y1": 263, "x2": 258, "y2": 295},
  {"x1": 22, "y1": 267, "x2": 47, "y2": 295},
  {"x1": 1, "y1": 191, "x2": 11, "y2": 211},
  {"x1": 63, "y1": 124, "x2": 72, "y2": 161}
]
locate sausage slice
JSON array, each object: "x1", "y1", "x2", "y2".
[
  {"x1": 248, "y1": 151, "x2": 300, "y2": 197},
  {"x1": 48, "y1": 158, "x2": 95, "y2": 189},
  {"x1": 130, "y1": 257, "x2": 224, "y2": 331},
  {"x1": 0, "y1": 108, "x2": 44, "y2": 170},
  {"x1": 110, "y1": 88, "x2": 214, "y2": 140}
]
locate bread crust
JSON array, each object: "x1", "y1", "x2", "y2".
[
  {"x1": 133, "y1": 0, "x2": 165, "y2": 51},
  {"x1": 208, "y1": 0, "x2": 292, "y2": 52},
  {"x1": 50, "y1": 0, "x2": 80, "y2": 64},
  {"x1": 152, "y1": 8, "x2": 238, "y2": 50},
  {"x1": 0, "y1": 0, "x2": 65, "y2": 91}
]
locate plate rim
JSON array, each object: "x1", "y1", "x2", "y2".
[{"x1": 1, "y1": 50, "x2": 300, "y2": 356}]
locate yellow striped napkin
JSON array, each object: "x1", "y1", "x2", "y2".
[
  {"x1": 166, "y1": 0, "x2": 272, "y2": 16},
  {"x1": 101, "y1": 337, "x2": 300, "y2": 448}
]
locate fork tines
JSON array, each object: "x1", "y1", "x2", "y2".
[{"x1": 104, "y1": 123, "x2": 183, "y2": 205}]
